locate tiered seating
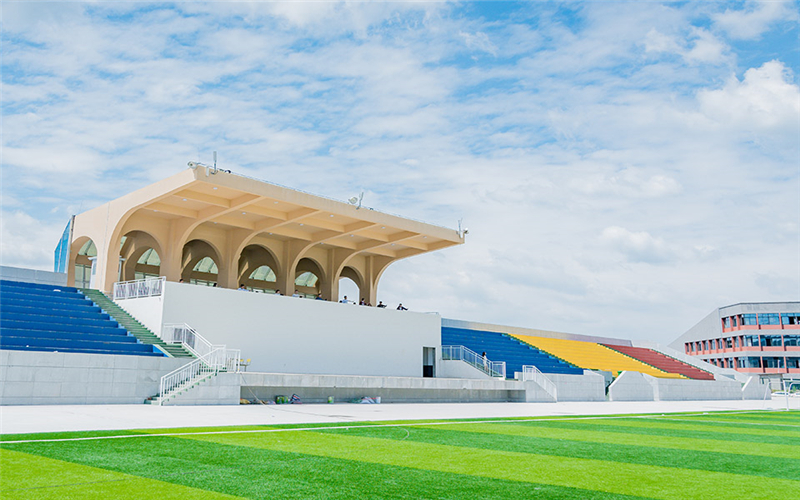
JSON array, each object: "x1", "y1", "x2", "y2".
[
  {"x1": 510, "y1": 334, "x2": 685, "y2": 379},
  {"x1": 0, "y1": 280, "x2": 164, "y2": 357},
  {"x1": 603, "y1": 344, "x2": 715, "y2": 380},
  {"x1": 442, "y1": 327, "x2": 583, "y2": 377}
]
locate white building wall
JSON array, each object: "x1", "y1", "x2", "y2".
[
  {"x1": 114, "y1": 295, "x2": 164, "y2": 335},
  {"x1": 158, "y1": 282, "x2": 441, "y2": 377},
  {"x1": 1, "y1": 266, "x2": 67, "y2": 287}
]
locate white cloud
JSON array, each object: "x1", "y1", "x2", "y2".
[
  {"x1": 0, "y1": 211, "x2": 64, "y2": 270},
  {"x1": 698, "y1": 60, "x2": 800, "y2": 133},
  {"x1": 714, "y1": 1, "x2": 798, "y2": 40},
  {"x1": 600, "y1": 226, "x2": 677, "y2": 264},
  {"x1": 1, "y1": 2, "x2": 797, "y2": 344}
]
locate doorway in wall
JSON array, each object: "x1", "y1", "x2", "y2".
[{"x1": 423, "y1": 347, "x2": 436, "y2": 378}]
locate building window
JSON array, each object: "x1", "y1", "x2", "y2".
[
  {"x1": 734, "y1": 337, "x2": 740, "y2": 348},
  {"x1": 732, "y1": 316, "x2": 739, "y2": 327},
  {"x1": 745, "y1": 357, "x2": 761, "y2": 369},
  {"x1": 744, "y1": 335, "x2": 760, "y2": 347},
  {"x1": 760, "y1": 313, "x2": 780, "y2": 326},
  {"x1": 784, "y1": 335, "x2": 799, "y2": 347},
  {"x1": 726, "y1": 338, "x2": 733, "y2": 349},
  {"x1": 761, "y1": 335, "x2": 783, "y2": 347},
  {"x1": 763, "y1": 357, "x2": 784, "y2": 369},
  {"x1": 788, "y1": 358, "x2": 800, "y2": 369},
  {"x1": 703, "y1": 340, "x2": 708, "y2": 350},
  {"x1": 722, "y1": 317, "x2": 730, "y2": 328},
  {"x1": 782, "y1": 314, "x2": 800, "y2": 325},
  {"x1": 742, "y1": 314, "x2": 758, "y2": 326}
]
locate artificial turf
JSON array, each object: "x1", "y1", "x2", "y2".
[{"x1": 1, "y1": 410, "x2": 798, "y2": 499}]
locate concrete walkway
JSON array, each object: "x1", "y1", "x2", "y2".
[{"x1": 1, "y1": 398, "x2": 795, "y2": 435}]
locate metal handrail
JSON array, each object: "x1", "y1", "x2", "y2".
[
  {"x1": 161, "y1": 323, "x2": 217, "y2": 358},
  {"x1": 442, "y1": 345, "x2": 506, "y2": 378},
  {"x1": 159, "y1": 347, "x2": 225, "y2": 406},
  {"x1": 522, "y1": 365, "x2": 558, "y2": 400},
  {"x1": 156, "y1": 323, "x2": 242, "y2": 405},
  {"x1": 113, "y1": 276, "x2": 165, "y2": 300}
]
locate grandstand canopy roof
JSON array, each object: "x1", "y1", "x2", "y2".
[{"x1": 70, "y1": 166, "x2": 464, "y2": 298}]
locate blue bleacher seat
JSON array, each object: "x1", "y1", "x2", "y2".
[
  {"x1": 441, "y1": 326, "x2": 583, "y2": 377},
  {"x1": 0, "y1": 279, "x2": 164, "y2": 357}
]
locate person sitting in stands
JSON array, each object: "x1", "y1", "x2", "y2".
[
  {"x1": 292, "y1": 290, "x2": 302, "y2": 298},
  {"x1": 397, "y1": 303, "x2": 408, "y2": 311},
  {"x1": 238, "y1": 284, "x2": 248, "y2": 291},
  {"x1": 275, "y1": 289, "x2": 282, "y2": 295},
  {"x1": 339, "y1": 295, "x2": 350, "y2": 304},
  {"x1": 359, "y1": 298, "x2": 366, "y2": 306},
  {"x1": 315, "y1": 293, "x2": 324, "y2": 300},
  {"x1": 377, "y1": 301, "x2": 387, "y2": 308}
]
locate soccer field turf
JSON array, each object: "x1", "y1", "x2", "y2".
[{"x1": 1, "y1": 410, "x2": 798, "y2": 499}]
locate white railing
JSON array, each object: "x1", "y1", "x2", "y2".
[
  {"x1": 156, "y1": 323, "x2": 242, "y2": 405},
  {"x1": 522, "y1": 365, "x2": 558, "y2": 400},
  {"x1": 159, "y1": 347, "x2": 225, "y2": 405},
  {"x1": 113, "y1": 276, "x2": 165, "y2": 300},
  {"x1": 162, "y1": 323, "x2": 216, "y2": 358},
  {"x1": 442, "y1": 345, "x2": 506, "y2": 378}
]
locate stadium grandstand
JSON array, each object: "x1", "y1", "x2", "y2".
[{"x1": 0, "y1": 167, "x2": 771, "y2": 406}]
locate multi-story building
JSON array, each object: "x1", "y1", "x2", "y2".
[{"x1": 670, "y1": 302, "x2": 800, "y2": 386}]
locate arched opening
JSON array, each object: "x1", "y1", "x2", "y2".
[
  {"x1": 338, "y1": 277, "x2": 359, "y2": 304},
  {"x1": 119, "y1": 230, "x2": 164, "y2": 282},
  {"x1": 182, "y1": 239, "x2": 222, "y2": 286},
  {"x1": 133, "y1": 248, "x2": 161, "y2": 280},
  {"x1": 247, "y1": 265, "x2": 277, "y2": 292},
  {"x1": 74, "y1": 239, "x2": 96, "y2": 288},
  {"x1": 238, "y1": 244, "x2": 280, "y2": 292},
  {"x1": 294, "y1": 257, "x2": 324, "y2": 298},
  {"x1": 339, "y1": 266, "x2": 364, "y2": 304}
]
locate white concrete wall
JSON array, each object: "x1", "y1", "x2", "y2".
[
  {"x1": 159, "y1": 282, "x2": 442, "y2": 377},
  {"x1": 643, "y1": 374, "x2": 744, "y2": 401},
  {"x1": 1, "y1": 266, "x2": 67, "y2": 286},
  {"x1": 439, "y1": 360, "x2": 495, "y2": 379},
  {"x1": 1, "y1": 350, "x2": 186, "y2": 405},
  {"x1": 548, "y1": 371, "x2": 606, "y2": 401},
  {"x1": 114, "y1": 295, "x2": 164, "y2": 335},
  {"x1": 608, "y1": 371, "x2": 655, "y2": 401}
]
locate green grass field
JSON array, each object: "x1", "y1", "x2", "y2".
[{"x1": 1, "y1": 410, "x2": 799, "y2": 499}]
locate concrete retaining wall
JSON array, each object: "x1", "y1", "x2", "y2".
[
  {"x1": 741, "y1": 376, "x2": 772, "y2": 400},
  {"x1": 1, "y1": 350, "x2": 186, "y2": 405},
  {"x1": 548, "y1": 371, "x2": 606, "y2": 401},
  {"x1": 644, "y1": 374, "x2": 745, "y2": 401},
  {"x1": 608, "y1": 371, "x2": 655, "y2": 401},
  {"x1": 239, "y1": 372, "x2": 530, "y2": 403}
]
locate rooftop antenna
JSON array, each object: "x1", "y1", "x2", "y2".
[
  {"x1": 348, "y1": 191, "x2": 364, "y2": 209},
  {"x1": 187, "y1": 151, "x2": 219, "y2": 176}
]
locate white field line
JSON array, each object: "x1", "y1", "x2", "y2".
[{"x1": 1, "y1": 409, "x2": 795, "y2": 445}]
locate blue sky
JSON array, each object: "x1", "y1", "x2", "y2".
[{"x1": 2, "y1": 1, "x2": 799, "y2": 344}]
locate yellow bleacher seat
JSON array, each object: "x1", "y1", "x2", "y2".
[{"x1": 510, "y1": 335, "x2": 685, "y2": 379}]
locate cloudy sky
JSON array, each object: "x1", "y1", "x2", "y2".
[{"x1": 2, "y1": 1, "x2": 799, "y2": 344}]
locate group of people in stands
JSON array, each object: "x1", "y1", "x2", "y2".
[
  {"x1": 339, "y1": 296, "x2": 408, "y2": 310},
  {"x1": 236, "y1": 284, "x2": 409, "y2": 310}
]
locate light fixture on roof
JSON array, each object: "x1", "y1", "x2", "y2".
[{"x1": 348, "y1": 192, "x2": 364, "y2": 209}]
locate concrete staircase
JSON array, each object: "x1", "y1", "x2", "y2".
[
  {"x1": 80, "y1": 289, "x2": 194, "y2": 358},
  {"x1": 144, "y1": 372, "x2": 217, "y2": 405}
]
